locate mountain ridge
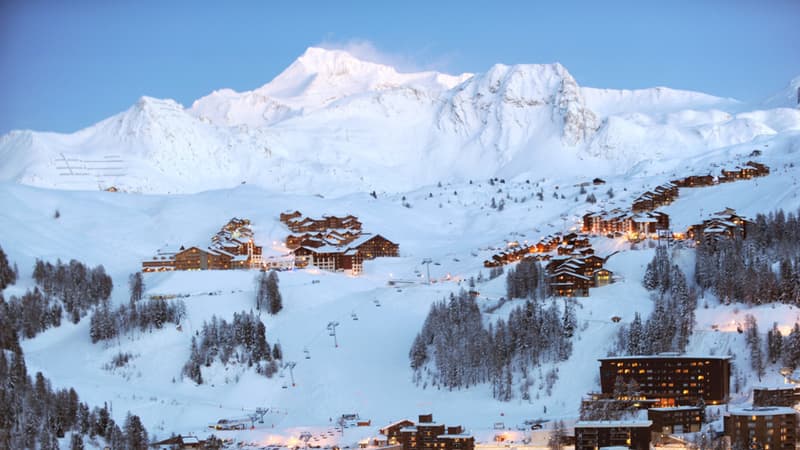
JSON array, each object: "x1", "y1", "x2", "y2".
[{"x1": 1, "y1": 46, "x2": 798, "y2": 194}]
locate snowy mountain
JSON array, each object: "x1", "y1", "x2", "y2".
[
  {"x1": 2, "y1": 47, "x2": 799, "y2": 195},
  {"x1": 763, "y1": 75, "x2": 800, "y2": 109}
]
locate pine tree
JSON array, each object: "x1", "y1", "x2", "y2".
[
  {"x1": 69, "y1": 433, "x2": 84, "y2": 450},
  {"x1": 128, "y1": 272, "x2": 144, "y2": 304},
  {"x1": 267, "y1": 271, "x2": 283, "y2": 314},
  {"x1": 0, "y1": 245, "x2": 16, "y2": 290},
  {"x1": 123, "y1": 413, "x2": 148, "y2": 450},
  {"x1": 768, "y1": 322, "x2": 783, "y2": 364}
]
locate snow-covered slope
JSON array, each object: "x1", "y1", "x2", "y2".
[
  {"x1": 4, "y1": 136, "x2": 800, "y2": 444},
  {"x1": 2, "y1": 47, "x2": 798, "y2": 195}
]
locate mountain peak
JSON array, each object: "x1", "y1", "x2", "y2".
[{"x1": 287, "y1": 46, "x2": 397, "y2": 80}]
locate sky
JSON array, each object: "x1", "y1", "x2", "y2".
[{"x1": 1, "y1": 0, "x2": 799, "y2": 134}]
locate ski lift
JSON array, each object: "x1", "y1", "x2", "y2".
[
  {"x1": 304, "y1": 348, "x2": 311, "y2": 359},
  {"x1": 282, "y1": 383, "x2": 288, "y2": 389}
]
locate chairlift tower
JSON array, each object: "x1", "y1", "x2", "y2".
[
  {"x1": 284, "y1": 362, "x2": 296, "y2": 386},
  {"x1": 327, "y1": 321, "x2": 340, "y2": 348},
  {"x1": 421, "y1": 258, "x2": 433, "y2": 285}
]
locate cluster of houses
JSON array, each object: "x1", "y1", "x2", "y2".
[
  {"x1": 379, "y1": 414, "x2": 473, "y2": 450},
  {"x1": 671, "y1": 160, "x2": 770, "y2": 188},
  {"x1": 280, "y1": 211, "x2": 399, "y2": 275},
  {"x1": 142, "y1": 218, "x2": 263, "y2": 272},
  {"x1": 483, "y1": 232, "x2": 614, "y2": 297},
  {"x1": 632, "y1": 183, "x2": 679, "y2": 213},
  {"x1": 685, "y1": 208, "x2": 751, "y2": 245},
  {"x1": 483, "y1": 233, "x2": 572, "y2": 268},
  {"x1": 573, "y1": 354, "x2": 798, "y2": 450},
  {"x1": 582, "y1": 209, "x2": 671, "y2": 240},
  {"x1": 545, "y1": 247, "x2": 613, "y2": 297}
]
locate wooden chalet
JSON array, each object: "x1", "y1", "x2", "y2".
[
  {"x1": 548, "y1": 269, "x2": 591, "y2": 297},
  {"x1": 583, "y1": 210, "x2": 669, "y2": 237},
  {"x1": 720, "y1": 161, "x2": 770, "y2": 182},
  {"x1": 593, "y1": 178, "x2": 606, "y2": 185},
  {"x1": 349, "y1": 234, "x2": 400, "y2": 259},
  {"x1": 380, "y1": 420, "x2": 416, "y2": 446},
  {"x1": 173, "y1": 246, "x2": 235, "y2": 271},
  {"x1": 292, "y1": 245, "x2": 363, "y2": 274},
  {"x1": 745, "y1": 160, "x2": 770, "y2": 176},
  {"x1": 384, "y1": 415, "x2": 474, "y2": 450},
  {"x1": 686, "y1": 209, "x2": 751, "y2": 243},
  {"x1": 144, "y1": 217, "x2": 263, "y2": 272},
  {"x1": 150, "y1": 435, "x2": 203, "y2": 449},
  {"x1": 281, "y1": 211, "x2": 363, "y2": 234},
  {"x1": 632, "y1": 183, "x2": 677, "y2": 213},
  {"x1": 671, "y1": 174, "x2": 715, "y2": 188},
  {"x1": 142, "y1": 246, "x2": 180, "y2": 272},
  {"x1": 593, "y1": 268, "x2": 613, "y2": 287}
]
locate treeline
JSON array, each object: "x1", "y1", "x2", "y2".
[
  {"x1": 505, "y1": 258, "x2": 548, "y2": 300},
  {"x1": 409, "y1": 289, "x2": 574, "y2": 401},
  {"x1": 613, "y1": 247, "x2": 697, "y2": 355},
  {"x1": 90, "y1": 298, "x2": 186, "y2": 343},
  {"x1": 33, "y1": 258, "x2": 113, "y2": 323},
  {"x1": 757, "y1": 319, "x2": 800, "y2": 373},
  {"x1": 182, "y1": 311, "x2": 279, "y2": 384},
  {"x1": 695, "y1": 208, "x2": 800, "y2": 304},
  {"x1": 1, "y1": 294, "x2": 149, "y2": 449},
  {"x1": 0, "y1": 245, "x2": 18, "y2": 290},
  {"x1": 3, "y1": 288, "x2": 63, "y2": 338},
  {"x1": 0, "y1": 255, "x2": 113, "y2": 341}
]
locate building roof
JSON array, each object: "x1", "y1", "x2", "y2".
[
  {"x1": 437, "y1": 433, "x2": 474, "y2": 439},
  {"x1": 649, "y1": 406, "x2": 703, "y2": 412},
  {"x1": 574, "y1": 420, "x2": 652, "y2": 428},
  {"x1": 728, "y1": 406, "x2": 798, "y2": 417},
  {"x1": 599, "y1": 354, "x2": 731, "y2": 362}
]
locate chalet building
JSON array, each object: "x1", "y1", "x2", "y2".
[
  {"x1": 548, "y1": 269, "x2": 591, "y2": 297},
  {"x1": 380, "y1": 420, "x2": 416, "y2": 446},
  {"x1": 383, "y1": 415, "x2": 474, "y2": 450},
  {"x1": 150, "y1": 435, "x2": 203, "y2": 449},
  {"x1": 174, "y1": 246, "x2": 236, "y2": 271},
  {"x1": 686, "y1": 209, "x2": 751, "y2": 244},
  {"x1": 746, "y1": 160, "x2": 770, "y2": 177},
  {"x1": 648, "y1": 406, "x2": 703, "y2": 436},
  {"x1": 719, "y1": 161, "x2": 770, "y2": 182},
  {"x1": 598, "y1": 355, "x2": 731, "y2": 406},
  {"x1": 279, "y1": 210, "x2": 302, "y2": 223},
  {"x1": 593, "y1": 178, "x2": 606, "y2": 185},
  {"x1": 141, "y1": 246, "x2": 180, "y2": 272},
  {"x1": 753, "y1": 385, "x2": 800, "y2": 407},
  {"x1": 280, "y1": 211, "x2": 363, "y2": 234},
  {"x1": 349, "y1": 234, "x2": 400, "y2": 259},
  {"x1": 144, "y1": 218, "x2": 264, "y2": 272},
  {"x1": 632, "y1": 183, "x2": 678, "y2": 213},
  {"x1": 292, "y1": 245, "x2": 363, "y2": 275},
  {"x1": 593, "y1": 268, "x2": 613, "y2": 287},
  {"x1": 574, "y1": 420, "x2": 652, "y2": 450},
  {"x1": 582, "y1": 210, "x2": 669, "y2": 237},
  {"x1": 671, "y1": 174, "x2": 715, "y2": 188},
  {"x1": 724, "y1": 406, "x2": 797, "y2": 450}
]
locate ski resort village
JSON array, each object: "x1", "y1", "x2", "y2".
[{"x1": 2, "y1": 10, "x2": 800, "y2": 449}]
